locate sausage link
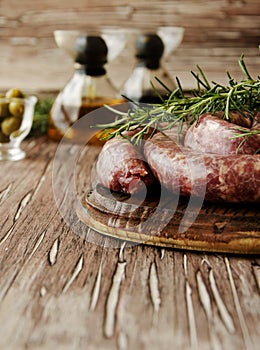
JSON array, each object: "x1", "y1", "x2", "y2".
[
  {"x1": 184, "y1": 113, "x2": 260, "y2": 155},
  {"x1": 96, "y1": 136, "x2": 156, "y2": 194},
  {"x1": 144, "y1": 132, "x2": 260, "y2": 202}
]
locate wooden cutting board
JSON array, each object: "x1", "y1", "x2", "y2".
[{"x1": 76, "y1": 141, "x2": 260, "y2": 255}]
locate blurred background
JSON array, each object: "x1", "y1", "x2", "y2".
[{"x1": 0, "y1": 0, "x2": 259, "y2": 93}]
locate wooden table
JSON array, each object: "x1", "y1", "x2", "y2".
[{"x1": 0, "y1": 136, "x2": 259, "y2": 350}]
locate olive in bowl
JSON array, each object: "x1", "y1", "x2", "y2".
[{"x1": 0, "y1": 89, "x2": 37, "y2": 161}]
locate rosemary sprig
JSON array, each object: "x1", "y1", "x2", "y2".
[
  {"x1": 231, "y1": 127, "x2": 260, "y2": 154},
  {"x1": 97, "y1": 54, "x2": 260, "y2": 143}
]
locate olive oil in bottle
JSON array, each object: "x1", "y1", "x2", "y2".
[
  {"x1": 122, "y1": 33, "x2": 175, "y2": 103},
  {"x1": 48, "y1": 35, "x2": 124, "y2": 141}
]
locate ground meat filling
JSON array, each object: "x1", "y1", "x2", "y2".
[
  {"x1": 95, "y1": 136, "x2": 156, "y2": 194},
  {"x1": 184, "y1": 113, "x2": 260, "y2": 155},
  {"x1": 144, "y1": 131, "x2": 260, "y2": 203}
]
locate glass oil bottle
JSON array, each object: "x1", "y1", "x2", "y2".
[{"x1": 48, "y1": 35, "x2": 124, "y2": 141}]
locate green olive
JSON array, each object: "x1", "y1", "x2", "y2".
[
  {"x1": 0, "y1": 101, "x2": 10, "y2": 118},
  {"x1": 9, "y1": 101, "x2": 24, "y2": 117},
  {"x1": 5, "y1": 88, "x2": 24, "y2": 99},
  {"x1": 1, "y1": 117, "x2": 22, "y2": 136},
  {"x1": 0, "y1": 93, "x2": 9, "y2": 118},
  {"x1": 0, "y1": 130, "x2": 9, "y2": 143}
]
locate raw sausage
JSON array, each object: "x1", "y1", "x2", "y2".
[
  {"x1": 184, "y1": 113, "x2": 260, "y2": 155},
  {"x1": 144, "y1": 132, "x2": 260, "y2": 202},
  {"x1": 96, "y1": 135, "x2": 156, "y2": 194}
]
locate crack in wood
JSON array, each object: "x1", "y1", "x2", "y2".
[
  {"x1": 201, "y1": 257, "x2": 212, "y2": 268},
  {"x1": 196, "y1": 270, "x2": 223, "y2": 350},
  {"x1": 119, "y1": 242, "x2": 126, "y2": 263},
  {"x1": 0, "y1": 183, "x2": 13, "y2": 205},
  {"x1": 49, "y1": 237, "x2": 60, "y2": 266},
  {"x1": 183, "y1": 253, "x2": 188, "y2": 276},
  {"x1": 225, "y1": 257, "x2": 254, "y2": 350},
  {"x1": 90, "y1": 264, "x2": 102, "y2": 312},
  {"x1": 186, "y1": 281, "x2": 198, "y2": 350},
  {"x1": 252, "y1": 264, "x2": 260, "y2": 291},
  {"x1": 0, "y1": 227, "x2": 14, "y2": 247},
  {"x1": 0, "y1": 158, "x2": 55, "y2": 248},
  {"x1": 0, "y1": 189, "x2": 38, "y2": 246},
  {"x1": 14, "y1": 191, "x2": 33, "y2": 222},
  {"x1": 197, "y1": 270, "x2": 212, "y2": 321},
  {"x1": 117, "y1": 331, "x2": 128, "y2": 350},
  {"x1": 149, "y1": 262, "x2": 161, "y2": 324},
  {"x1": 40, "y1": 286, "x2": 47, "y2": 297},
  {"x1": 0, "y1": 230, "x2": 46, "y2": 302},
  {"x1": 209, "y1": 268, "x2": 235, "y2": 334},
  {"x1": 160, "y1": 248, "x2": 165, "y2": 260},
  {"x1": 104, "y1": 261, "x2": 126, "y2": 338},
  {"x1": 183, "y1": 253, "x2": 199, "y2": 349},
  {"x1": 27, "y1": 230, "x2": 46, "y2": 262},
  {"x1": 62, "y1": 255, "x2": 84, "y2": 294}
]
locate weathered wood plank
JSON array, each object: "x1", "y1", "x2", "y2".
[
  {"x1": 0, "y1": 0, "x2": 259, "y2": 92},
  {"x1": 0, "y1": 137, "x2": 259, "y2": 349}
]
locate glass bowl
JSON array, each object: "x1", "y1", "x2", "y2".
[{"x1": 0, "y1": 95, "x2": 37, "y2": 161}]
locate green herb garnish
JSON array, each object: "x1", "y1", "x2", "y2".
[
  {"x1": 97, "y1": 54, "x2": 260, "y2": 144},
  {"x1": 29, "y1": 96, "x2": 53, "y2": 137},
  {"x1": 231, "y1": 127, "x2": 260, "y2": 154}
]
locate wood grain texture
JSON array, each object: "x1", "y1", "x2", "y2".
[
  {"x1": 0, "y1": 0, "x2": 259, "y2": 92},
  {"x1": 0, "y1": 136, "x2": 259, "y2": 349},
  {"x1": 79, "y1": 188, "x2": 260, "y2": 254}
]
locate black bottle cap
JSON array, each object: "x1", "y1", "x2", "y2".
[
  {"x1": 135, "y1": 33, "x2": 164, "y2": 70},
  {"x1": 74, "y1": 35, "x2": 108, "y2": 76}
]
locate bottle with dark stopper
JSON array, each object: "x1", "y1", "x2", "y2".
[
  {"x1": 121, "y1": 33, "x2": 176, "y2": 103},
  {"x1": 48, "y1": 35, "x2": 124, "y2": 141}
]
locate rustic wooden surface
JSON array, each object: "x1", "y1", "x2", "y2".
[
  {"x1": 0, "y1": 0, "x2": 259, "y2": 92},
  {"x1": 79, "y1": 186, "x2": 260, "y2": 255},
  {"x1": 75, "y1": 141, "x2": 260, "y2": 255},
  {"x1": 0, "y1": 136, "x2": 259, "y2": 350}
]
